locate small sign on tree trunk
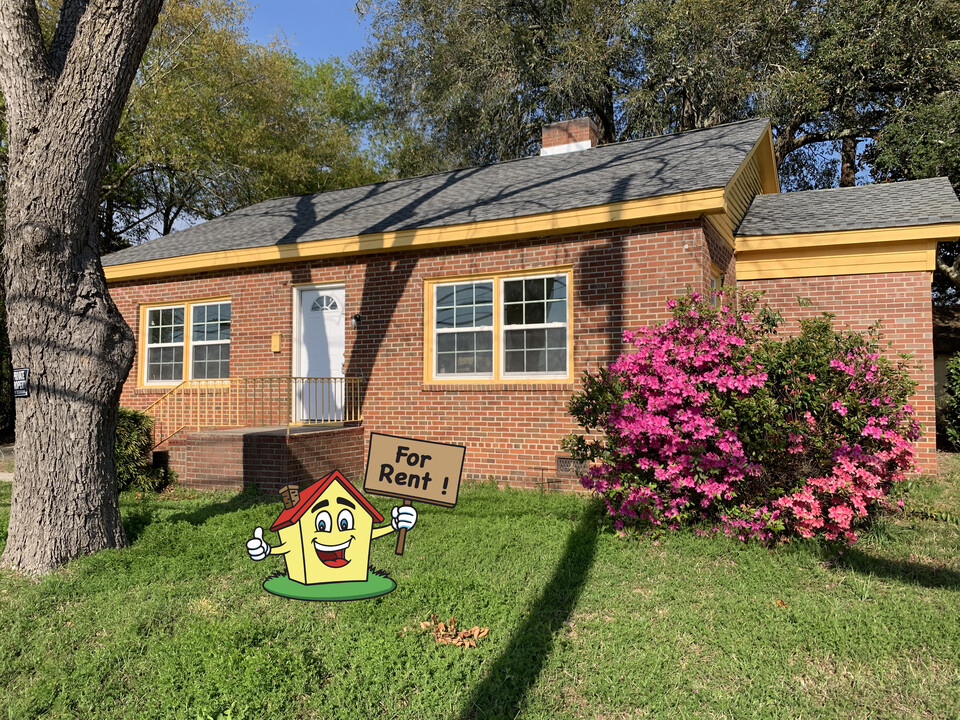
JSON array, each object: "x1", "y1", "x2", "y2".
[{"x1": 12, "y1": 369, "x2": 29, "y2": 399}]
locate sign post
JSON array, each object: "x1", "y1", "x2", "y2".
[{"x1": 362, "y1": 433, "x2": 466, "y2": 555}]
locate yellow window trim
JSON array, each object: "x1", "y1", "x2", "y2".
[
  {"x1": 423, "y1": 267, "x2": 575, "y2": 385},
  {"x1": 104, "y1": 188, "x2": 728, "y2": 283},
  {"x1": 137, "y1": 296, "x2": 232, "y2": 388}
]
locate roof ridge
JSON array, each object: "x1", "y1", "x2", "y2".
[{"x1": 206, "y1": 117, "x2": 774, "y2": 212}]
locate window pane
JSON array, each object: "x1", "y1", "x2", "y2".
[
  {"x1": 476, "y1": 352, "x2": 493, "y2": 373},
  {"x1": 526, "y1": 349, "x2": 546, "y2": 372},
  {"x1": 437, "y1": 334, "x2": 455, "y2": 353},
  {"x1": 148, "y1": 327, "x2": 161, "y2": 344},
  {"x1": 476, "y1": 331, "x2": 493, "y2": 351},
  {"x1": 547, "y1": 349, "x2": 566, "y2": 372},
  {"x1": 456, "y1": 284, "x2": 474, "y2": 305},
  {"x1": 546, "y1": 300, "x2": 566, "y2": 323},
  {"x1": 505, "y1": 304, "x2": 523, "y2": 325},
  {"x1": 475, "y1": 305, "x2": 493, "y2": 326},
  {"x1": 525, "y1": 278, "x2": 545, "y2": 301},
  {"x1": 526, "y1": 329, "x2": 546, "y2": 348},
  {"x1": 505, "y1": 350, "x2": 524, "y2": 373},
  {"x1": 524, "y1": 302, "x2": 545, "y2": 324},
  {"x1": 455, "y1": 307, "x2": 474, "y2": 328},
  {"x1": 504, "y1": 280, "x2": 523, "y2": 303},
  {"x1": 436, "y1": 308, "x2": 455, "y2": 328},
  {"x1": 437, "y1": 286, "x2": 455, "y2": 307},
  {"x1": 437, "y1": 354, "x2": 456, "y2": 374},
  {"x1": 546, "y1": 277, "x2": 566, "y2": 299},
  {"x1": 547, "y1": 328, "x2": 566, "y2": 348},
  {"x1": 456, "y1": 354, "x2": 476, "y2": 373},
  {"x1": 505, "y1": 329, "x2": 524, "y2": 350},
  {"x1": 475, "y1": 283, "x2": 493, "y2": 303},
  {"x1": 456, "y1": 332, "x2": 475, "y2": 352}
]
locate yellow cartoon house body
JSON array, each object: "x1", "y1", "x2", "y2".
[{"x1": 269, "y1": 470, "x2": 392, "y2": 585}]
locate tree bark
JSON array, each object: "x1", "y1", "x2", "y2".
[
  {"x1": 0, "y1": 0, "x2": 163, "y2": 574},
  {"x1": 839, "y1": 134, "x2": 857, "y2": 187}
]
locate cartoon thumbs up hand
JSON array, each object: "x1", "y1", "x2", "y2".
[
  {"x1": 391, "y1": 505, "x2": 418, "y2": 531},
  {"x1": 246, "y1": 526, "x2": 271, "y2": 561}
]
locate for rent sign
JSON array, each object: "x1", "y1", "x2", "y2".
[{"x1": 363, "y1": 433, "x2": 465, "y2": 508}]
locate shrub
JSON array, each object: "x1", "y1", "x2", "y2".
[
  {"x1": 116, "y1": 407, "x2": 173, "y2": 492},
  {"x1": 564, "y1": 289, "x2": 920, "y2": 544}
]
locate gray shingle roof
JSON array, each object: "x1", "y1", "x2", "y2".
[
  {"x1": 736, "y1": 177, "x2": 960, "y2": 236},
  {"x1": 102, "y1": 118, "x2": 770, "y2": 267}
]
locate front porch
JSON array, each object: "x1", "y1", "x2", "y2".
[{"x1": 146, "y1": 376, "x2": 366, "y2": 493}]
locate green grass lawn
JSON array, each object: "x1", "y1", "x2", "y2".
[{"x1": 0, "y1": 470, "x2": 958, "y2": 720}]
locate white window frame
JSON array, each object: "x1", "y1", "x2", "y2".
[
  {"x1": 432, "y1": 279, "x2": 495, "y2": 380},
  {"x1": 500, "y1": 273, "x2": 569, "y2": 379},
  {"x1": 144, "y1": 304, "x2": 186, "y2": 385},
  {"x1": 426, "y1": 268, "x2": 572, "y2": 383},
  {"x1": 141, "y1": 299, "x2": 232, "y2": 386},
  {"x1": 189, "y1": 301, "x2": 232, "y2": 381}
]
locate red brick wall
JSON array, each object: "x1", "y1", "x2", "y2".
[
  {"x1": 111, "y1": 219, "x2": 718, "y2": 491},
  {"x1": 740, "y1": 272, "x2": 935, "y2": 475},
  {"x1": 164, "y1": 426, "x2": 364, "y2": 493}
]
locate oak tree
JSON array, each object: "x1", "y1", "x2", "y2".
[{"x1": 0, "y1": 0, "x2": 163, "y2": 574}]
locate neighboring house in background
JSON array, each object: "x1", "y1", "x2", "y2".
[{"x1": 101, "y1": 118, "x2": 960, "y2": 491}]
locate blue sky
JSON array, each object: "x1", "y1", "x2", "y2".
[{"x1": 244, "y1": 1, "x2": 372, "y2": 64}]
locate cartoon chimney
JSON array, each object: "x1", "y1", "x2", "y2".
[{"x1": 279, "y1": 484, "x2": 300, "y2": 510}]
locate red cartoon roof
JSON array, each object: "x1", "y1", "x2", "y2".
[{"x1": 269, "y1": 470, "x2": 384, "y2": 532}]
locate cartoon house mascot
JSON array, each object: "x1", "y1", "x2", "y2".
[{"x1": 246, "y1": 469, "x2": 416, "y2": 601}]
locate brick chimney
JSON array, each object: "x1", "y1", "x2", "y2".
[{"x1": 540, "y1": 118, "x2": 599, "y2": 156}]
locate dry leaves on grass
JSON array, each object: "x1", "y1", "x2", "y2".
[{"x1": 401, "y1": 614, "x2": 489, "y2": 648}]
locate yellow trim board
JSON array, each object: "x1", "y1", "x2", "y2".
[
  {"x1": 737, "y1": 238, "x2": 940, "y2": 280},
  {"x1": 737, "y1": 223, "x2": 960, "y2": 253},
  {"x1": 104, "y1": 188, "x2": 727, "y2": 283}
]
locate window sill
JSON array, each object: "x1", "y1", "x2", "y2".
[{"x1": 422, "y1": 381, "x2": 574, "y2": 393}]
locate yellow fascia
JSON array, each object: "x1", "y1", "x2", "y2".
[
  {"x1": 736, "y1": 223, "x2": 960, "y2": 281},
  {"x1": 103, "y1": 188, "x2": 728, "y2": 283}
]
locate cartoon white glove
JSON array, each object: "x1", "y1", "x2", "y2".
[
  {"x1": 246, "y1": 526, "x2": 271, "y2": 561},
  {"x1": 391, "y1": 505, "x2": 418, "y2": 531}
]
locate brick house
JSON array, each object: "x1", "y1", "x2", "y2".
[{"x1": 102, "y1": 118, "x2": 960, "y2": 492}]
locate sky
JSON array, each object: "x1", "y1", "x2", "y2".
[{"x1": 244, "y1": 1, "x2": 372, "y2": 64}]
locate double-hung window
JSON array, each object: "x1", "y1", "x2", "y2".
[
  {"x1": 143, "y1": 300, "x2": 231, "y2": 384},
  {"x1": 428, "y1": 269, "x2": 571, "y2": 382}
]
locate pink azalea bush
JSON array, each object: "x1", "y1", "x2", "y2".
[{"x1": 564, "y1": 289, "x2": 920, "y2": 544}]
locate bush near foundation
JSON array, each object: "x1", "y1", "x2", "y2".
[
  {"x1": 565, "y1": 289, "x2": 920, "y2": 544},
  {"x1": 116, "y1": 407, "x2": 173, "y2": 492}
]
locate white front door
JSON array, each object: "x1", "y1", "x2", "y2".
[{"x1": 297, "y1": 285, "x2": 346, "y2": 421}]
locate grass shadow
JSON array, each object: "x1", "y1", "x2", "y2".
[
  {"x1": 164, "y1": 490, "x2": 278, "y2": 527},
  {"x1": 456, "y1": 499, "x2": 603, "y2": 720},
  {"x1": 842, "y1": 546, "x2": 960, "y2": 591}
]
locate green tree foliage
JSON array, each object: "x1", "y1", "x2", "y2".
[
  {"x1": 103, "y1": 0, "x2": 383, "y2": 248},
  {"x1": 359, "y1": 0, "x2": 960, "y2": 186}
]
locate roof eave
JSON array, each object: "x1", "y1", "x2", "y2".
[{"x1": 104, "y1": 187, "x2": 729, "y2": 283}]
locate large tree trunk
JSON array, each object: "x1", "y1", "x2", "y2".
[{"x1": 0, "y1": 0, "x2": 163, "y2": 574}]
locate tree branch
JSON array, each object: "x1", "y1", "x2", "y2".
[
  {"x1": 48, "y1": 0, "x2": 90, "y2": 77},
  {"x1": 0, "y1": 0, "x2": 55, "y2": 133}
]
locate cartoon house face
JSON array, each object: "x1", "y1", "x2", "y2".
[{"x1": 270, "y1": 470, "x2": 384, "y2": 585}]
